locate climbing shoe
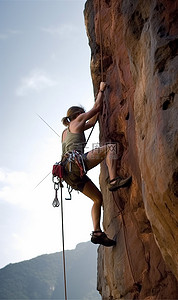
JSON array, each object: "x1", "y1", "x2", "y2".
[
  {"x1": 91, "y1": 231, "x2": 116, "y2": 247},
  {"x1": 108, "y1": 176, "x2": 132, "y2": 192}
]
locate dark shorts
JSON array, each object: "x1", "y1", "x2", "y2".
[{"x1": 62, "y1": 153, "x2": 91, "y2": 192}]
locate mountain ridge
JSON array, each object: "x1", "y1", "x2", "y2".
[{"x1": 0, "y1": 241, "x2": 101, "y2": 300}]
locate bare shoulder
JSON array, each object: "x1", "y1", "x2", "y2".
[{"x1": 62, "y1": 128, "x2": 68, "y2": 142}]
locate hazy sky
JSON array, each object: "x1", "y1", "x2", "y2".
[{"x1": 0, "y1": 0, "x2": 101, "y2": 269}]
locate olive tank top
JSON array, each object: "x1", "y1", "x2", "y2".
[{"x1": 62, "y1": 129, "x2": 86, "y2": 155}]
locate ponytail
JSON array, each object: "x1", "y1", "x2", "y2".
[
  {"x1": 61, "y1": 116, "x2": 70, "y2": 127},
  {"x1": 61, "y1": 106, "x2": 85, "y2": 127}
]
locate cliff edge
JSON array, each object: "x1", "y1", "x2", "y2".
[{"x1": 84, "y1": 0, "x2": 178, "y2": 299}]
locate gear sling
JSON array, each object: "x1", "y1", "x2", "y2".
[{"x1": 52, "y1": 150, "x2": 87, "y2": 205}]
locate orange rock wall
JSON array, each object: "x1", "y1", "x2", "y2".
[{"x1": 84, "y1": 0, "x2": 178, "y2": 299}]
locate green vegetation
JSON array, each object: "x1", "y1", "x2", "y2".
[{"x1": 0, "y1": 241, "x2": 101, "y2": 300}]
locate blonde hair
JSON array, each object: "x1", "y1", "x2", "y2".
[{"x1": 62, "y1": 106, "x2": 85, "y2": 126}]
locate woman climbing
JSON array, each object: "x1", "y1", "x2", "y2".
[{"x1": 61, "y1": 82, "x2": 131, "y2": 247}]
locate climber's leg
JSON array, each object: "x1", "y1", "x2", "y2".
[
  {"x1": 86, "y1": 144, "x2": 132, "y2": 191},
  {"x1": 105, "y1": 144, "x2": 118, "y2": 181},
  {"x1": 82, "y1": 180, "x2": 116, "y2": 247},
  {"x1": 86, "y1": 144, "x2": 117, "y2": 181},
  {"x1": 82, "y1": 180, "x2": 102, "y2": 232}
]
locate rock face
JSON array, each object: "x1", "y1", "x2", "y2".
[{"x1": 84, "y1": 0, "x2": 178, "y2": 299}]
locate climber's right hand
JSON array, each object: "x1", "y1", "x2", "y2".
[{"x1": 100, "y1": 82, "x2": 107, "y2": 92}]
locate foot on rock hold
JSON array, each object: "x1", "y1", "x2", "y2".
[
  {"x1": 108, "y1": 176, "x2": 132, "y2": 191},
  {"x1": 91, "y1": 231, "x2": 116, "y2": 247}
]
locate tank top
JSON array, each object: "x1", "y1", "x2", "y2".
[{"x1": 62, "y1": 129, "x2": 86, "y2": 155}]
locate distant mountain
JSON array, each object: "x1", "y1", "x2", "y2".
[{"x1": 0, "y1": 241, "x2": 101, "y2": 300}]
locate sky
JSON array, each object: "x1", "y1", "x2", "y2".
[{"x1": 0, "y1": 0, "x2": 101, "y2": 269}]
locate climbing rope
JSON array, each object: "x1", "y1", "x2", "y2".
[
  {"x1": 52, "y1": 174, "x2": 67, "y2": 300},
  {"x1": 98, "y1": 0, "x2": 104, "y2": 81},
  {"x1": 97, "y1": 0, "x2": 136, "y2": 287},
  {"x1": 60, "y1": 180, "x2": 68, "y2": 300},
  {"x1": 112, "y1": 191, "x2": 136, "y2": 284},
  {"x1": 85, "y1": 0, "x2": 105, "y2": 146}
]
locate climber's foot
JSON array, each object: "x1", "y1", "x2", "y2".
[
  {"x1": 91, "y1": 231, "x2": 116, "y2": 247},
  {"x1": 108, "y1": 176, "x2": 132, "y2": 191}
]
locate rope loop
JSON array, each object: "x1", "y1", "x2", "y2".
[
  {"x1": 98, "y1": 0, "x2": 104, "y2": 82},
  {"x1": 112, "y1": 191, "x2": 136, "y2": 284}
]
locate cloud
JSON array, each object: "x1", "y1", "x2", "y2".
[
  {"x1": 0, "y1": 166, "x2": 63, "y2": 266},
  {"x1": 8, "y1": 29, "x2": 21, "y2": 35},
  {"x1": 16, "y1": 69, "x2": 57, "y2": 96},
  {"x1": 0, "y1": 33, "x2": 8, "y2": 40},
  {"x1": 0, "y1": 169, "x2": 6, "y2": 181},
  {"x1": 41, "y1": 24, "x2": 79, "y2": 37},
  {"x1": 0, "y1": 136, "x2": 59, "y2": 208},
  {"x1": 0, "y1": 168, "x2": 32, "y2": 207},
  {"x1": 0, "y1": 29, "x2": 22, "y2": 40}
]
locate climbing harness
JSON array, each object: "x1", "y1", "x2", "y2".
[
  {"x1": 52, "y1": 161, "x2": 74, "y2": 201},
  {"x1": 52, "y1": 150, "x2": 87, "y2": 203}
]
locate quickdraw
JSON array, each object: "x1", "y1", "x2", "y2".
[
  {"x1": 52, "y1": 162, "x2": 72, "y2": 202},
  {"x1": 65, "y1": 184, "x2": 73, "y2": 200},
  {"x1": 52, "y1": 162, "x2": 64, "y2": 207},
  {"x1": 52, "y1": 177, "x2": 61, "y2": 207}
]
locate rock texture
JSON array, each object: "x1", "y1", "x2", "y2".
[{"x1": 84, "y1": 0, "x2": 178, "y2": 299}]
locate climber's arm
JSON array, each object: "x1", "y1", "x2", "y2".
[
  {"x1": 77, "y1": 82, "x2": 106, "y2": 129},
  {"x1": 84, "y1": 113, "x2": 99, "y2": 130}
]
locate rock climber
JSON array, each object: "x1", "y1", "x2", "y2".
[{"x1": 61, "y1": 82, "x2": 131, "y2": 247}]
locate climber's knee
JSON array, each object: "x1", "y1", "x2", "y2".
[
  {"x1": 82, "y1": 180, "x2": 103, "y2": 204},
  {"x1": 105, "y1": 143, "x2": 117, "y2": 160},
  {"x1": 94, "y1": 194, "x2": 103, "y2": 206}
]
